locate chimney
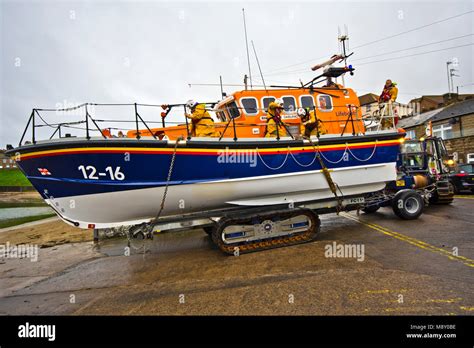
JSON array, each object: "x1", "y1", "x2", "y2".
[{"x1": 442, "y1": 93, "x2": 458, "y2": 104}]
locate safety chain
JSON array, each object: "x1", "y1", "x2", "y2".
[
  {"x1": 127, "y1": 136, "x2": 183, "y2": 247},
  {"x1": 151, "y1": 136, "x2": 184, "y2": 224}
]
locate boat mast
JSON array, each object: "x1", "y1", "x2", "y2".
[
  {"x1": 338, "y1": 25, "x2": 350, "y2": 86},
  {"x1": 242, "y1": 8, "x2": 253, "y2": 90}
]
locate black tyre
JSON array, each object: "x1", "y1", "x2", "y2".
[
  {"x1": 203, "y1": 226, "x2": 215, "y2": 236},
  {"x1": 391, "y1": 190, "x2": 424, "y2": 220},
  {"x1": 429, "y1": 189, "x2": 454, "y2": 205},
  {"x1": 449, "y1": 181, "x2": 459, "y2": 195},
  {"x1": 362, "y1": 205, "x2": 380, "y2": 214}
]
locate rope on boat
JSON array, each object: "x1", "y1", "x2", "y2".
[
  {"x1": 256, "y1": 147, "x2": 290, "y2": 170},
  {"x1": 346, "y1": 140, "x2": 378, "y2": 162},
  {"x1": 257, "y1": 140, "x2": 378, "y2": 170},
  {"x1": 289, "y1": 145, "x2": 318, "y2": 167},
  {"x1": 317, "y1": 143, "x2": 349, "y2": 164}
]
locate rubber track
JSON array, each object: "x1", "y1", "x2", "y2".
[{"x1": 211, "y1": 209, "x2": 320, "y2": 255}]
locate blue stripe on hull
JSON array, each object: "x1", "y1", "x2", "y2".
[{"x1": 18, "y1": 144, "x2": 399, "y2": 199}]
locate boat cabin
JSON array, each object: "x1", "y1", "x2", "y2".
[{"x1": 126, "y1": 86, "x2": 365, "y2": 140}]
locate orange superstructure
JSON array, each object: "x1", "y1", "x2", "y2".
[{"x1": 127, "y1": 86, "x2": 365, "y2": 139}]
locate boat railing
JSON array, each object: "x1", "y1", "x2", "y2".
[
  {"x1": 362, "y1": 101, "x2": 405, "y2": 131},
  {"x1": 18, "y1": 101, "x2": 395, "y2": 147}
]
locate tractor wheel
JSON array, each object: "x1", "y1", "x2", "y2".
[{"x1": 392, "y1": 190, "x2": 424, "y2": 220}]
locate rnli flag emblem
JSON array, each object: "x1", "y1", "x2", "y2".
[{"x1": 38, "y1": 168, "x2": 51, "y2": 176}]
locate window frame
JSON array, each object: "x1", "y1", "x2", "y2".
[
  {"x1": 239, "y1": 97, "x2": 259, "y2": 116},
  {"x1": 281, "y1": 95, "x2": 297, "y2": 113},
  {"x1": 405, "y1": 129, "x2": 416, "y2": 139},
  {"x1": 432, "y1": 123, "x2": 453, "y2": 140},
  {"x1": 261, "y1": 96, "x2": 276, "y2": 112},
  {"x1": 299, "y1": 95, "x2": 315, "y2": 109},
  {"x1": 224, "y1": 101, "x2": 241, "y2": 120},
  {"x1": 316, "y1": 94, "x2": 334, "y2": 112}
]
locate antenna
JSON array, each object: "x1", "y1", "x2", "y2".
[
  {"x1": 242, "y1": 8, "x2": 253, "y2": 89},
  {"x1": 251, "y1": 40, "x2": 267, "y2": 90},
  {"x1": 338, "y1": 25, "x2": 350, "y2": 85},
  {"x1": 219, "y1": 75, "x2": 225, "y2": 98}
]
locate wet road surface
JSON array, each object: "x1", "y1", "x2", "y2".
[{"x1": 0, "y1": 196, "x2": 473, "y2": 315}]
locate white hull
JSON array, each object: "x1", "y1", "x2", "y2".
[{"x1": 46, "y1": 162, "x2": 397, "y2": 228}]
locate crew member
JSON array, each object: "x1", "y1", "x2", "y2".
[
  {"x1": 379, "y1": 79, "x2": 398, "y2": 103},
  {"x1": 378, "y1": 79, "x2": 399, "y2": 129},
  {"x1": 297, "y1": 107, "x2": 327, "y2": 138},
  {"x1": 185, "y1": 100, "x2": 219, "y2": 137},
  {"x1": 265, "y1": 99, "x2": 287, "y2": 138}
]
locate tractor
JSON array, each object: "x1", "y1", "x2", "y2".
[{"x1": 362, "y1": 136, "x2": 454, "y2": 219}]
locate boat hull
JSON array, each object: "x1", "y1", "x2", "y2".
[{"x1": 8, "y1": 133, "x2": 402, "y2": 228}]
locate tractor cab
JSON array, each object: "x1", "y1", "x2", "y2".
[
  {"x1": 398, "y1": 136, "x2": 453, "y2": 176},
  {"x1": 398, "y1": 140, "x2": 427, "y2": 174},
  {"x1": 395, "y1": 136, "x2": 455, "y2": 203}
]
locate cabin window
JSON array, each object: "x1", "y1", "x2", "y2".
[
  {"x1": 262, "y1": 97, "x2": 275, "y2": 111},
  {"x1": 216, "y1": 111, "x2": 227, "y2": 122},
  {"x1": 300, "y1": 95, "x2": 315, "y2": 109},
  {"x1": 240, "y1": 97, "x2": 258, "y2": 115},
  {"x1": 317, "y1": 95, "x2": 333, "y2": 111},
  {"x1": 226, "y1": 101, "x2": 241, "y2": 119},
  {"x1": 282, "y1": 96, "x2": 296, "y2": 112}
]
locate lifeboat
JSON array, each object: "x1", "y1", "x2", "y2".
[{"x1": 5, "y1": 62, "x2": 404, "y2": 253}]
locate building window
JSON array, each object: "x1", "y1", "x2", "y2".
[
  {"x1": 240, "y1": 98, "x2": 258, "y2": 115},
  {"x1": 300, "y1": 95, "x2": 315, "y2": 109},
  {"x1": 405, "y1": 129, "x2": 416, "y2": 139},
  {"x1": 262, "y1": 97, "x2": 275, "y2": 111},
  {"x1": 432, "y1": 123, "x2": 453, "y2": 140},
  {"x1": 366, "y1": 104, "x2": 371, "y2": 112},
  {"x1": 282, "y1": 96, "x2": 296, "y2": 112}
]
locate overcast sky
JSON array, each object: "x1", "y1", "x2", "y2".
[{"x1": 1, "y1": 0, "x2": 472, "y2": 146}]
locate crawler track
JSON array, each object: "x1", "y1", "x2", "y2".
[{"x1": 211, "y1": 208, "x2": 321, "y2": 255}]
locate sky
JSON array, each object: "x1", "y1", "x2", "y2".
[{"x1": 0, "y1": 0, "x2": 473, "y2": 146}]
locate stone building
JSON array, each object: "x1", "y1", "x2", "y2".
[
  {"x1": 398, "y1": 99, "x2": 474, "y2": 164},
  {"x1": 0, "y1": 151, "x2": 17, "y2": 169}
]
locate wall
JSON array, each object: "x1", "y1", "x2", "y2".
[{"x1": 405, "y1": 113, "x2": 474, "y2": 163}]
